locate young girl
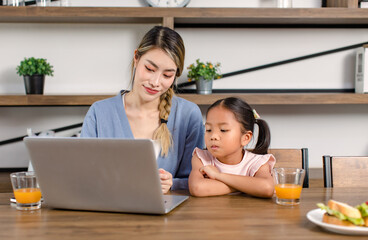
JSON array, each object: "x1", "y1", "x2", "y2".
[{"x1": 189, "y1": 97, "x2": 275, "y2": 198}]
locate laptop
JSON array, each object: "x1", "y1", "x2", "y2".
[{"x1": 23, "y1": 137, "x2": 188, "y2": 214}]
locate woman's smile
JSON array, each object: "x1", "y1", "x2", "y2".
[{"x1": 144, "y1": 86, "x2": 159, "y2": 95}]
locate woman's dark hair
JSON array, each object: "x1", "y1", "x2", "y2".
[
  {"x1": 133, "y1": 26, "x2": 185, "y2": 78},
  {"x1": 206, "y1": 97, "x2": 271, "y2": 154}
]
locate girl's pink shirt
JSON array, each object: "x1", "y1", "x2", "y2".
[{"x1": 193, "y1": 148, "x2": 276, "y2": 176}]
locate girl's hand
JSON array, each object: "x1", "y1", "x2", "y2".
[
  {"x1": 199, "y1": 165, "x2": 220, "y2": 180},
  {"x1": 159, "y1": 168, "x2": 173, "y2": 194}
]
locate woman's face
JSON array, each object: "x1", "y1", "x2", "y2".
[{"x1": 133, "y1": 48, "x2": 177, "y2": 102}]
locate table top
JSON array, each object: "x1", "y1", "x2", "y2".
[{"x1": 0, "y1": 188, "x2": 367, "y2": 240}]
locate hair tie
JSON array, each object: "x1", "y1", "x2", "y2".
[
  {"x1": 160, "y1": 118, "x2": 168, "y2": 124},
  {"x1": 252, "y1": 109, "x2": 260, "y2": 120}
]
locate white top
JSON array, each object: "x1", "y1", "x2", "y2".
[{"x1": 193, "y1": 148, "x2": 276, "y2": 176}]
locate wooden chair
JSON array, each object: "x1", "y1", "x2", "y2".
[
  {"x1": 323, "y1": 155, "x2": 368, "y2": 188},
  {"x1": 269, "y1": 148, "x2": 309, "y2": 188}
]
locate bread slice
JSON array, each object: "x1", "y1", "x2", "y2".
[
  {"x1": 323, "y1": 213, "x2": 356, "y2": 227},
  {"x1": 327, "y1": 200, "x2": 362, "y2": 219},
  {"x1": 364, "y1": 217, "x2": 368, "y2": 227}
]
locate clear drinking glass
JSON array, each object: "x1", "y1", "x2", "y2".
[
  {"x1": 10, "y1": 172, "x2": 42, "y2": 210},
  {"x1": 273, "y1": 168, "x2": 305, "y2": 206}
]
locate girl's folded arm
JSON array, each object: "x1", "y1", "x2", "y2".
[
  {"x1": 215, "y1": 163, "x2": 274, "y2": 198},
  {"x1": 188, "y1": 154, "x2": 234, "y2": 197}
]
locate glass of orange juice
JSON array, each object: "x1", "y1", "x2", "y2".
[
  {"x1": 10, "y1": 172, "x2": 42, "y2": 210},
  {"x1": 273, "y1": 168, "x2": 305, "y2": 206}
]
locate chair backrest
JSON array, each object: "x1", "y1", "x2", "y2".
[
  {"x1": 323, "y1": 156, "x2": 368, "y2": 188},
  {"x1": 268, "y1": 148, "x2": 309, "y2": 188}
]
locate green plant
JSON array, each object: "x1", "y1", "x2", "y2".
[
  {"x1": 16, "y1": 57, "x2": 54, "y2": 77},
  {"x1": 187, "y1": 59, "x2": 221, "y2": 82}
]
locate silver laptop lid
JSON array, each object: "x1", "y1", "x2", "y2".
[{"x1": 24, "y1": 137, "x2": 168, "y2": 214}]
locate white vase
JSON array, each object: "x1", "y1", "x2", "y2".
[{"x1": 195, "y1": 77, "x2": 213, "y2": 95}]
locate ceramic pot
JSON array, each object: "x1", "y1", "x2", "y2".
[
  {"x1": 195, "y1": 77, "x2": 213, "y2": 95},
  {"x1": 23, "y1": 74, "x2": 45, "y2": 95}
]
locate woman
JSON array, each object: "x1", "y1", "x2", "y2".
[{"x1": 81, "y1": 26, "x2": 205, "y2": 193}]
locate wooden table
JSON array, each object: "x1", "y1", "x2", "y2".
[{"x1": 0, "y1": 188, "x2": 367, "y2": 239}]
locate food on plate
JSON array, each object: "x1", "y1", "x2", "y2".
[
  {"x1": 317, "y1": 200, "x2": 367, "y2": 227},
  {"x1": 356, "y1": 201, "x2": 368, "y2": 226}
]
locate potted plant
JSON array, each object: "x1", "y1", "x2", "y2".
[
  {"x1": 16, "y1": 57, "x2": 54, "y2": 95},
  {"x1": 187, "y1": 59, "x2": 221, "y2": 94}
]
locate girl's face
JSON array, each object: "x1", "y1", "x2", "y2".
[
  {"x1": 205, "y1": 106, "x2": 252, "y2": 164},
  {"x1": 132, "y1": 48, "x2": 177, "y2": 103}
]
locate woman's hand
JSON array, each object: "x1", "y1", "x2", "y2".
[
  {"x1": 199, "y1": 165, "x2": 220, "y2": 180},
  {"x1": 159, "y1": 168, "x2": 173, "y2": 194}
]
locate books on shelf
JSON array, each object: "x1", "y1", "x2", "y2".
[{"x1": 355, "y1": 45, "x2": 368, "y2": 93}]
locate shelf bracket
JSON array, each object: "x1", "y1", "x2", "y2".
[{"x1": 162, "y1": 17, "x2": 174, "y2": 29}]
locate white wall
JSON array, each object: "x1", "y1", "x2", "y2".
[
  {"x1": 180, "y1": 28, "x2": 368, "y2": 90},
  {"x1": 3, "y1": 26, "x2": 367, "y2": 94},
  {"x1": 0, "y1": 24, "x2": 154, "y2": 94},
  {"x1": 0, "y1": 107, "x2": 88, "y2": 167},
  {"x1": 0, "y1": 0, "x2": 367, "y2": 169}
]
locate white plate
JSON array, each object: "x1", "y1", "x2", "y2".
[{"x1": 306, "y1": 209, "x2": 368, "y2": 235}]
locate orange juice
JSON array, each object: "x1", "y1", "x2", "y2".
[
  {"x1": 14, "y1": 188, "x2": 42, "y2": 204},
  {"x1": 274, "y1": 184, "x2": 302, "y2": 199}
]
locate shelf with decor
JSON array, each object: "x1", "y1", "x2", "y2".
[
  {"x1": 0, "y1": 94, "x2": 367, "y2": 106},
  {"x1": 1, "y1": 6, "x2": 368, "y2": 28},
  {"x1": 1, "y1": 6, "x2": 368, "y2": 105}
]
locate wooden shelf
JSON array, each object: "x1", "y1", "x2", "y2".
[
  {"x1": 1, "y1": 7, "x2": 368, "y2": 107},
  {"x1": 181, "y1": 93, "x2": 368, "y2": 105},
  {"x1": 0, "y1": 94, "x2": 367, "y2": 106},
  {"x1": 0, "y1": 95, "x2": 113, "y2": 106},
  {"x1": 1, "y1": 7, "x2": 368, "y2": 26}
]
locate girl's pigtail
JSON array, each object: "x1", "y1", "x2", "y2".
[{"x1": 252, "y1": 119, "x2": 271, "y2": 155}]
